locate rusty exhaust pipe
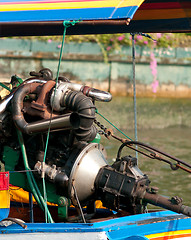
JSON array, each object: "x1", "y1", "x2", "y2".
[{"x1": 11, "y1": 82, "x2": 80, "y2": 134}]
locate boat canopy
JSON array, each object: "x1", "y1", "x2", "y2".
[
  {"x1": 131, "y1": 0, "x2": 191, "y2": 33},
  {"x1": 0, "y1": 0, "x2": 191, "y2": 36},
  {"x1": 0, "y1": 0, "x2": 144, "y2": 22}
]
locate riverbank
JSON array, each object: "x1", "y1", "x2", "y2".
[{"x1": 1, "y1": 39, "x2": 191, "y2": 98}]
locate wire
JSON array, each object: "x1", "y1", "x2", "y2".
[
  {"x1": 42, "y1": 20, "x2": 80, "y2": 222},
  {"x1": 16, "y1": 129, "x2": 54, "y2": 223},
  {"x1": 96, "y1": 109, "x2": 133, "y2": 141},
  {"x1": 72, "y1": 185, "x2": 86, "y2": 223},
  {"x1": 131, "y1": 33, "x2": 138, "y2": 160}
]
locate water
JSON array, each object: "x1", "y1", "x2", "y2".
[{"x1": 95, "y1": 97, "x2": 191, "y2": 207}]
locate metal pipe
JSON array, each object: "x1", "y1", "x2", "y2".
[
  {"x1": 0, "y1": 93, "x2": 14, "y2": 114},
  {"x1": 82, "y1": 87, "x2": 112, "y2": 102},
  {"x1": 50, "y1": 82, "x2": 112, "y2": 112},
  {"x1": 144, "y1": 191, "x2": 191, "y2": 217},
  {"x1": 11, "y1": 82, "x2": 80, "y2": 134},
  {"x1": 29, "y1": 192, "x2": 34, "y2": 223},
  {"x1": 12, "y1": 82, "x2": 43, "y2": 133},
  {"x1": 26, "y1": 113, "x2": 80, "y2": 134},
  {"x1": 0, "y1": 19, "x2": 131, "y2": 37},
  {"x1": 0, "y1": 79, "x2": 47, "y2": 114}
]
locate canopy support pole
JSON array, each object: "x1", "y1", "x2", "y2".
[{"x1": 131, "y1": 33, "x2": 138, "y2": 160}]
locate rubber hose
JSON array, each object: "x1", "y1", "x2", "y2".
[
  {"x1": 61, "y1": 91, "x2": 97, "y2": 142},
  {"x1": 17, "y1": 129, "x2": 54, "y2": 223}
]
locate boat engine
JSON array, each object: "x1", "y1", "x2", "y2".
[{"x1": 1, "y1": 69, "x2": 191, "y2": 221}]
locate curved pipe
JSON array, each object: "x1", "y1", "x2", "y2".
[
  {"x1": 35, "y1": 80, "x2": 56, "y2": 106},
  {"x1": 55, "y1": 82, "x2": 112, "y2": 102},
  {"x1": 81, "y1": 85, "x2": 112, "y2": 102},
  {"x1": 0, "y1": 78, "x2": 47, "y2": 114},
  {"x1": 61, "y1": 90, "x2": 97, "y2": 142},
  {"x1": 11, "y1": 83, "x2": 80, "y2": 134},
  {"x1": 50, "y1": 82, "x2": 112, "y2": 112}
]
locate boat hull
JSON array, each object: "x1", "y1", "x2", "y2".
[{"x1": 1, "y1": 210, "x2": 191, "y2": 240}]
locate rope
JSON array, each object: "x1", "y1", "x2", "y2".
[
  {"x1": 130, "y1": 32, "x2": 155, "y2": 160},
  {"x1": 96, "y1": 109, "x2": 133, "y2": 141},
  {"x1": 9, "y1": 169, "x2": 38, "y2": 173},
  {"x1": 16, "y1": 129, "x2": 54, "y2": 223},
  {"x1": 131, "y1": 33, "x2": 138, "y2": 160},
  {"x1": 42, "y1": 20, "x2": 79, "y2": 222},
  {"x1": 0, "y1": 82, "x2": 11, "y2": 92}
]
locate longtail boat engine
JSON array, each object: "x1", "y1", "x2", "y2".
[{"x1": 1, "y1": 68, "x2": 191, "y2": 222}]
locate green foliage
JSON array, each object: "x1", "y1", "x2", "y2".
[
  {"x1": 12, "y1": 32, "x2": 191, "y2": 50},
  {"x1": 9, "y1": 33, "x2": 191, "y2": 62},
  {"x1": 25, "y1": 32, "x2": 191, "y2": 48}
]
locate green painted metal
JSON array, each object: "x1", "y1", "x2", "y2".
[
  {"x1": 91, "y1": 132, "x2": 101, "y2": 143},
  {"x1": 58, "y1": 197, "x2": 71, "y2": 219},
  {"x1": 3, "y1": 146, "x2": 28, "y2": 188},
  {"x1": 2, "y1": 141, "x2": 69, "y2": 220},
  {"x1": 3, "y1": 146, "x2": 20, "y2": 171}
]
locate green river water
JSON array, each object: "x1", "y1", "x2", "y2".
[{"x1": 96, "y1": 97, "x2": 191, "y2": 207}]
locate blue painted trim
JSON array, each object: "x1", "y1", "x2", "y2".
[
  {"x1": 0, "y1": 210, "x2": 191, "y2": 239},
  {"x1": 0, "y1": 6, "x2": 137, "y2": 22},
  {"x1": 0, "y1": 208, "x2": 10, "y2": 221},
  {"x1": 112, "y1": 6, "x2": 138, "y2": 19}
]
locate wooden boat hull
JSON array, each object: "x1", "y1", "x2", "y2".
[{"x1": 0, "y1": 210, "x2": 191, "y2": 240}]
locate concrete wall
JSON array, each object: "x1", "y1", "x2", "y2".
[{"x1": 0, "y1": 38, "x2": 191, "y2": 97}]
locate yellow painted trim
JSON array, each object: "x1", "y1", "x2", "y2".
[
  {"x1": 0, "y1": 190, "x2": 10, "y2": 208},
  {"x1": 0, "y1": 0, "x2": 143, "y2": 11},
  {"x1": 146, "y1": 229, "x2": 191, "y2": 239}
]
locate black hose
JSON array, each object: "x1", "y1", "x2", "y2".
[
  {"x1": 117, "y1": 140, "x2": 191, "y2": 170},
  {"x1": 61, "y1": 91, "x2": 97, "y2": 142}
]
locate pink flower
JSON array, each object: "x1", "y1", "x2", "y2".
[
  {"x1": 106, "y1": 46, "x2": 111, "y2": 51},
  {"x1": 136, "y1": 35, "x2": 143, "y2": 41},
  {"x1": 57, "y1": 44, "x2": 61, "y2": 49},
  {"x1": 151, "y1": 80, "x2": 159, "y2": 93},
  {"x1": 129, "y1": 35, "x2": 132, "y2": 40},
  {"x1": 144, "y1": 40, "x2": 148, "y2": 45},
  {"x1": 153, "y1": 41, "x2": 157, "y2": 47},
  {"x1": 166, "y1": 34, "x2": 172, "y2": 39},
  {"x1": 110, "y1": 38, "x2": 114, "y2": 42},
  {"x1": 150, "y1": 52, "x2": 158, "y2": 93},
  {"x1": 118, "y1": 35, "x2": 125, "y2": 41},
  {"x1": 47, "y1": 39, "x2": 52, "y2": 43},
  {"x1": 156, "y1": 33, "x2": 162, "y2": 39}
]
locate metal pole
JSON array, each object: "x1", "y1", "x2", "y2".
[
  {"x1": 108, "y1": 61, "x2": 112, "y2": 93},
  {"x1": 131, "y1": 33, "x2": 138, "y2": 160},
  {"x1": 29, "y1": 192, "x2": 34, "y2": 223}
]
